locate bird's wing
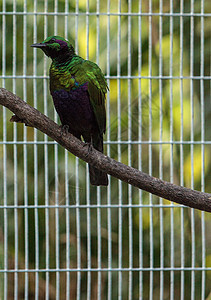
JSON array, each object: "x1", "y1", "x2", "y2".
[{"x1": 72, "y1": 60, "x2": 108, "y2": 134}]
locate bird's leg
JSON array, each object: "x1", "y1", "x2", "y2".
[
  {"x1": 60, "y1": 124, "x2": 69, "y2": 136},
  {"x1": 10, "y1": 115, "x2": 33, "y2": 127},
  {"x1": 83, "y1": 135, "x2": 94, "y2": 157}
]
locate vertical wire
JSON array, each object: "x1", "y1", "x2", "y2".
[
  {"x1": 97, "y1": 15, "x2": 102, "y2": 299},
  {"x1": 54, "y1": 0, "x2": 60, "y2": 298},
  {"x1": 86, "y1": 3, "x2": 95, "y2": 298},
  {"x1": 86, "y1": 175, "x2": 91, "y2": 299},
  {"x1": 148, "y1": 1, "x2": 153, "y2": 299},
  {"x1": 86, "y1": 4, "x2": 94, "y2": 297},
  {"x1": 190, "y1": 1, "x2": 195, "y2": 299},
  {"x1": 86, "y1": 182, "x2": 91, "y2": 300},
  {"x1": 106, "y1": 0, "x2": 111, "y2": 298},
  {"x1": 12, "y1": 1, "x2": 18, "y2": 298},
  {"x1": 86, "y1": 183, "x2": 91, "y2": 300},
  {"x1": 97, "y1": 187, "x2": 102, "y2": 300},
  {"x1": 97, "y1": 2, "x2": 102, "y2": 291},
  {"x1": 2, "y1": 0, "x2": 8, "y2": 298},
  {"x1": 127, "y1": 0, "x2": 133, "y2": 299},
  {"x1": 106, "y1": 1, "x2": 111, "y2": 298},
  {"x1": 86, "y1": 156, "x2": 91, "y2": 300},
  {"x1": 96, "y1": 0, "x2": 100, "y2": 65},
  {"x1": 75, "y1": 1, "x2": 81, "y2": 299},
  {"x1": 169, "y1": 0, "x2": 174, "y2": 299},
  {"x1": 75, "y1": 0, "x2": 79, "y2": 53},
  {"x1": 64, "y1": 0, "x2": 69, "y2": 38},
  {"x1": 33, "y1": 1, "x2": 39, "y2": 298},
  {"x1": 64, "y1": 1, "x2": 70, "y2": 299},
  {"x1": 23, "y1": 0, "x2": 29, "y2": 298},
  {"x1": 106, "y1": 1, "x2": 112, "y2": 299},
  {"x1": 84, "y1": 0, "x2": 89, "y2": 197},
  {"x1": 117, "y1": 1, "x2": 122, "y2": 299},
  {"x1": 159, "y1": 0, "x2": 164, "y2": 299},
  {"x1": 76, "y1": 154, "x2": 81, "y2": 300},
  {"x1": 86, "y1": 0, "x2": 89, "y2": 59},
  {"x1": 138, "y1": 1, "x2": 143, "y2": 298},
  {"x1": 76, "y1": 1, "x2": 82, "y2": 296},
  {"x1": 107, "y1": 94, "x2": 112, "y2": 298},
  {"x1": 180, "y1": 0, "x2": 185, "y2": 299},
  {"x1": 76, "y1": 3, "x2": 81, "y2": 300},
  {"x1": 200, "y1": 1, "x2": 206, "y2": 299},
  {"x1": 44, "y1": 0, "x2": 49, "y2": 298}
]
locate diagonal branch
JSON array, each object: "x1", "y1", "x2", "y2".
[{"x1": 0, "y1": 88, "x2": 211, "y2": 212}]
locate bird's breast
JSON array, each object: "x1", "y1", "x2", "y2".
[
  {"x1": 51, "y1": 85, "x2": 97, "y2": 135},
  {"x1": 50, "y1": 66, "x2": 78, "y2": 91}
]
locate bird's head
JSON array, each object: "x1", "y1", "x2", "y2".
[{"x1": 31, "y1": 36, "x2": 75, "y2": 60}]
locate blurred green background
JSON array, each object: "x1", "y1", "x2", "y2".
[{"x1": 0, "y1": 0, "x2": 211, "y2": 299}]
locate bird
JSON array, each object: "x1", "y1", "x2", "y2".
[{"x1": 31, "y1": 36, "x2": 108, "y2": 186}]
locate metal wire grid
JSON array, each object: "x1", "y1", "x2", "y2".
[{"x1": 0, "y1": 0, "x2": 210, "y2": 299}]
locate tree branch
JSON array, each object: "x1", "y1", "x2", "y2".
[{"x1": 0, "y1": 88, "x2": 211, "y2": 212}]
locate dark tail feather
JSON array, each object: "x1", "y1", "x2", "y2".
[
  {"x1": 89, "y1": 165, "x2": 108, "y2": 186},
  {"x1": 88, "y1": 133, "x2": 108, "y2": 186}
]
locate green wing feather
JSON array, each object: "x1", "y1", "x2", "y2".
[{"x1": 71, "y1": 59, "x2": 108, "y2": 134}]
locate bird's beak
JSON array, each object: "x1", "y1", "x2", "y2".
[{"x1": 31, "y1": 43, "x2": 47, "y2": 48}]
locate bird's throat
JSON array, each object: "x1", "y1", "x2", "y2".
[{"x1": 52, "y1": 51, "x2": 74, "y2": 66}]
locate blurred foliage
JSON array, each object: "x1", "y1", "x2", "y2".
[{"x1": 0, "y1": 0, "x2": 211, "y2": 299}]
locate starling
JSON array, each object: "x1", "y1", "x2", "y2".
[{"x1": 31, "y1": 36, "x2": 108, "y2": 186}]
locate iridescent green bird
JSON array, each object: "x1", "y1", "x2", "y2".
[{"x1": 31, "y1": 36, "x2": 108, "y2": 186}]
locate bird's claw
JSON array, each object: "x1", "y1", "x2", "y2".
[
  {"x1": 60, "y1": 124, "x2": 69, "y2": 136},
  {"x1": 10, "y1": 115, "x2": 32, "y2": 127},
  {"x1": 83, "y1": 142, "x2": 93, "y2": 157}
]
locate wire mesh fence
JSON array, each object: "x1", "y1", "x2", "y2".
[{"x1": 0, "y1": 0, "x2": 211, "y2": 299}]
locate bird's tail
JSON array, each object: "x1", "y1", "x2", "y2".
[
  {"x1": 89, "y1": 165, "x2": 108, "y2": 186},
  {"x1": 88, "y1": 134, "x2": 108, "y2": 186}
]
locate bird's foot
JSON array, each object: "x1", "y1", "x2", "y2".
[
  {"x1": 10, "y1": 115, "x2": 32, "y2": 127},
  {"x1": 60, "y1": 124, "x2": 69, "y2": 136},
  {"x1": 83, "y1": 141, "x2": 93, "y2": 157}
]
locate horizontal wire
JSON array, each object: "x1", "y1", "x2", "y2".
[
  {"x1": 0, "y1": 204, "x2": 189, "y2": 209},
  {"x1": 0, "y1": 12, "x2": 210, "y2": 17},
  {"x1": 0, "y1": 267, "x2": 210, "y2": 273},
  {"x1": 1, "y1": 75, "x2": 211, "y2": 80},
  {"x1": 0, "y1": 141, "x2": 210, "y2": 145}
]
